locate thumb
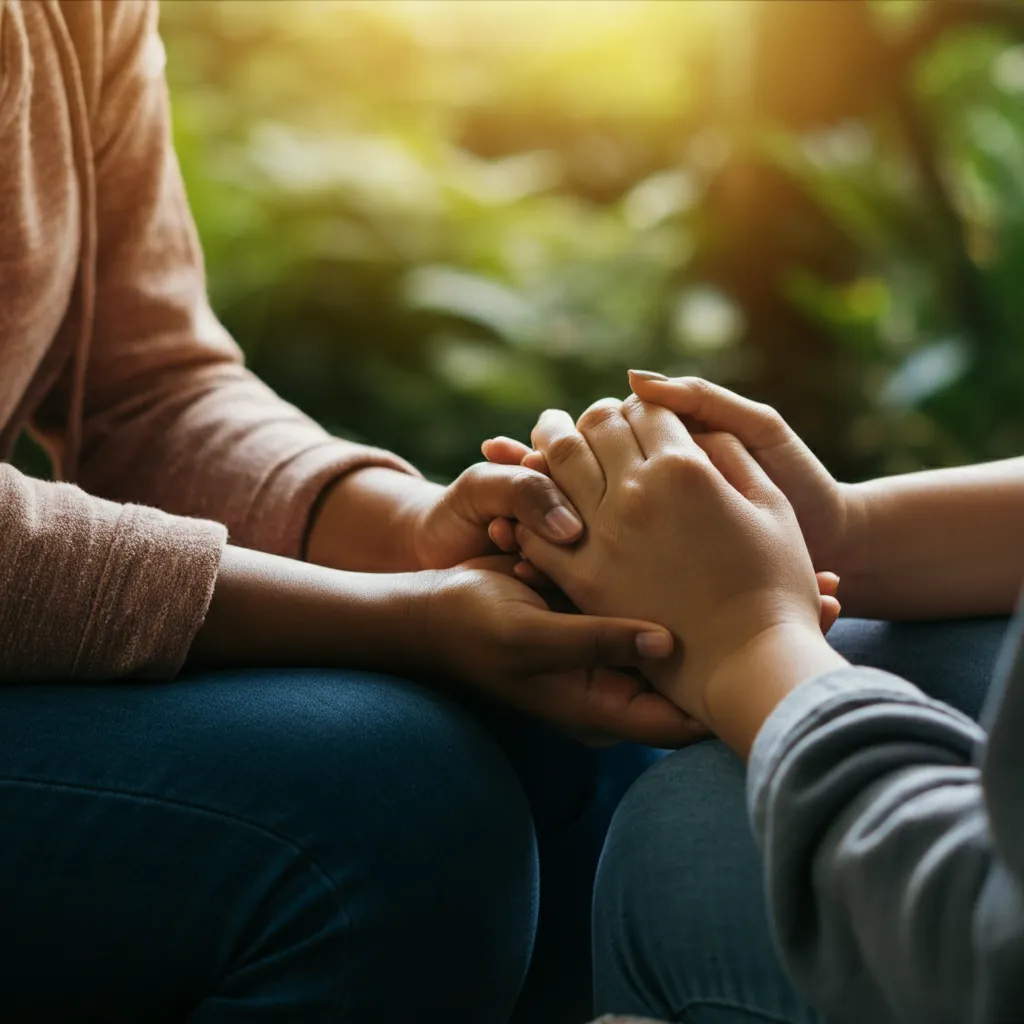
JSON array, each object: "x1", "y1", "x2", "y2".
[
  {"x1": 511, "y1": 605, "x2": 674, "y2": 673},
  {"x1": 452, "y1": 462, "x2": 583, "y2": 544},
  {"x1": 628, "y1": 372, "x2": 788, "y2": 451}
]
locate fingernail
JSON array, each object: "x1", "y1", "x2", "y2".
[
  {"x1": 637, "y1": 631, "x2": 673, "y2": 659},
  {"x1": 543, "y1": 506, "x2": 582, "y2": 541},
  {"x1": 628, "y1": 369, "x2": 668, "y2": 381}
]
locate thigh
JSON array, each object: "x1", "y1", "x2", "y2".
[
  {"x1": 481, "y1": 702, "x2": 667, "y2": 1024},
  {"x1": 593, "y1": 617, "x2": 1011, "y2": 1023},
  {"x1": 0, "y1": 671, "x2": 538, "y2": 1023},
  {"x1": 594, "y1": 740, "x2": 823, "y2": 1024},
  {"x1": 827, "y1": 615, "x2": 1010, "y2": 719}
]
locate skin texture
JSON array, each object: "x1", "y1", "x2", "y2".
[
  {"x1": 481, "y1": 436, "x2": 842, "y2": 634},
  {"x1": 294, "y1": 458, "x2": 706, "y2": 745},
  {"x1": 186, "y1": 544, "x2": 704, "y2": 748},
  {"x1": 505, "y1": 395, "x2": 846, "y2": 757},
  {"x1": 305, "y1": 463, "x2": 583, "y2": 572},
  {"x1": 628, "y1": 371, "x2": 1024, "y2": 619}
]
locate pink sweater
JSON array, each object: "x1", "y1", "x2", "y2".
[{"x1": 0, "y1": 0, "x2": 415, "y2": 682}]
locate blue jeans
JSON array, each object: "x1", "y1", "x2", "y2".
[
  {"x1": 0, "y1": 670, "x2": 662, "y2": 1022},
  {"x1": 592, "y1": 616, "x2": 1010, "y2": 1024}
]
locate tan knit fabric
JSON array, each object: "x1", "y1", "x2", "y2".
[{"x1": 0, "y1": 0, "x2": 416, "y2": 682}]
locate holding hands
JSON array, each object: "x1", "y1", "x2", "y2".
[
  {"x1": 410, "y1": 555, "x2": 703, "y2": 748},
  {"x1": 482, "y1": 377, "x2": 848, "y2": 755},
  {"x1": 626, "y1": 370, "x2": 860, "y2": 574}
]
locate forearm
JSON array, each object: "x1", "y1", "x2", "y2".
[
  {"x1": 305, "y1": 467, "x2": 442, "y2": 572},
  {"x1": 187, "y1": 543, "x2": 431, "y2": 674},
  {"x1": 837, "y1": 458, "x2": 1024, "y2": 619}
]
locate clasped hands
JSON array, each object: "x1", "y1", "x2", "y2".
[
  {"x1": 480, "y1": 379, "x2": 843, "y2": 745},
  {"x1": 314, "y1": 373, "x2": 845, "y2": 750}
]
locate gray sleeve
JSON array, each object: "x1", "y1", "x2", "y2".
[{"x1": 748, "y1": 664, "x2": 1024, "y2": 1024}]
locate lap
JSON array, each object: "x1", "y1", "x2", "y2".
[
  {"x1": 825, "y1": 614, "x2": 1008, "y2": 718},
  {"x1": 593, "y1": 616, "x2": 1011, "y2": 1023},
  {"x1": 0, "y1": 670, "x2": 538, "y2": 1022},
  {"x1": 0, "y1": 668, "x2": 660, "y2": 1023}
]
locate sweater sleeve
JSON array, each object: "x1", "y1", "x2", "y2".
[
  {"x1": 32, "y1": 0, "x2": 417, "y2": 560},
  {"x1": 748, "y1": 651, "x2": 1024, "y2": 1024},
  {"x1": 0, "y1": 463, "x2": 226, "y2": 682}
]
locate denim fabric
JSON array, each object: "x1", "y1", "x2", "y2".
[
  {"x1": 592, "y1": 616, "x2": 1009, "y2": 1024},
  {"x1": 0, "y1": 669, "x2": 662, "y2": 1023}
]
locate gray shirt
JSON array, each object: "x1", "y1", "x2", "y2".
[{"x1": 749, "y1": 613, "x2": 1024, "y2": 1023}]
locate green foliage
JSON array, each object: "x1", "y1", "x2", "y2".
[{"x1": 156, "y1": 0, "x2": 1024, "y2": 483}]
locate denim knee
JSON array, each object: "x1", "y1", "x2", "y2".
[
  {"x1": 221, "y1": 671, "x2": 542, "y2": 1022},
  {"x1": 593, "y1": 741, "x2": 820, "y2": 1024},
  {"x1": 0, "y1": 670, "x2": 540, "y2": 1022}
]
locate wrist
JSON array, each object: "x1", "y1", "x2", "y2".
[
  {"x1": 702, "y1": 620, "x2": 846, "y2": 760},
  {"x1": 306, "y1": 467, "x2": 438, "y2": 572},
  {"x1": 826, "y1": 481, "x2": 879, "y2": 616},
  {"x1": 833, "y1": 481, "x2": 870, "y2": 577}
]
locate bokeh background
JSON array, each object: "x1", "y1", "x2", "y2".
[{"x1": 68, "y1": 0, "x2": 1024, "y2": 483}]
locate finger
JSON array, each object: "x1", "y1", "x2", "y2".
[
  {"x1": 693, "y1": 432, "x2": 778, "y2": 503},
  {"x1": 521, "y1": 450, "x2": 549, "y2": 475},
  {"x1": 452, "y1": 462, "x2": 583, "y2": 544},
  {"x1": 628, "y1": 371, "x2": 790, "y2": 451},
  {"x1": 532, "y1": 669, "x2": 710, "y2": 748},
  {"x1": 512, "y1": 559, "x2": 554, "y2": 590},
  {"x1": 816, "y1": 571, "x2": 840, "y2": 599},
  {"x1": 580, "y1": 689, "x2": 710, "y2": 748},
  {"x1": 820, "y1": 595, "x2": 841, "y2": 634},
  {"x1": 511, "y1": 604, "x2": 674, "y2": 673},
  {"x1": 481, "y1": 436, "x2": 532, "y2": 466},
  {"x1": 515, "y1": 522, "x2": 573, "y2": 588},
  {"x1": 487, "y1": 517, "x2": 518, "y2": 553},
  {"x1": 531, "y1": 408, "x2": 606, "y2": 515},
  {"x1": 593, "y1": 691, "x2": 710, "y2": 748},
  {"x1": 575, "y1": 398, "x2": 644, "y2": 479},
  {"x1": 457, "y1": 554, "x2": 522, "y2": 576},
  {"x1": 620, "y1": 394, "x2": 704, "y2": 460}
]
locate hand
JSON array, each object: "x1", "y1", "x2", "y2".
[
  {"x1": 481, "y1": 434, "x2": 843, "y2": 635},
  {"x1": 305, "y1": 464, "x2": 583, "y2": 573},
  {"x1": 410, "y1": 463, "x2": 586, "y2": 569},
  {"x1": 415, "y1": 556, "x2": 706, "y2": 748},
  {"x1": 511, "y1": 398, "x2": 833, "y2": 726},
  {"x1": 627, "y1": 371, "x2": 862, "y2": 572}
]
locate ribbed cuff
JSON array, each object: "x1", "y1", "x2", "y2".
[{"x1": 74, "y1": 503, "x2": 227, "y2": 680}]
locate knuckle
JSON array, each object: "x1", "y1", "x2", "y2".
[
  {"x1": 514, "y1": 469, "x2": 558, "y2": 510},
  {"x1": 458, "y1": 462, "x2": 489, "y2": 489},
  {"x1": 705, "y1": 431, "x2": 739, "y2": 457},
  {"x1": 755, "y1": 403, "x2": 788, "y2": 443},
  {"x1": 617, "y1": 476, "x2": 652, "y2": 522},
  {"x1": 545, "y1": 432, "x2": 585, "y2": 467},
  {"x1": 657, "y1": 450, "x2": 708, "y2": 485},
  {"x1": 686, "y1": 376, "x2": 715, "y2": 411},
  {"x1": 576, "y1": 401, "x2": 619, "y2": 433},
  {"x1": 620, "y1": 393, "x2": 646, "y2": 418}
]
